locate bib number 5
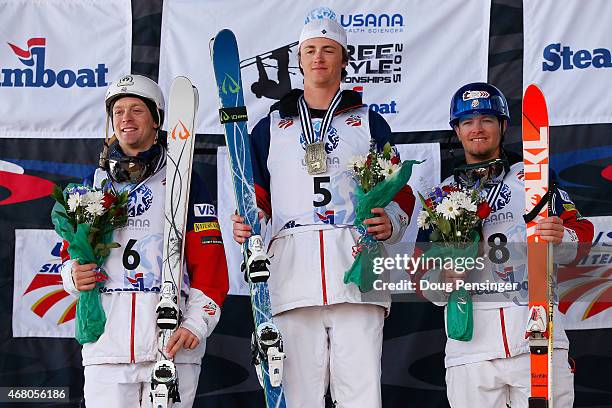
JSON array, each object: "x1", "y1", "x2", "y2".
[{"x1": 313, "y1": 176, "x2": 332, "y2": 207}]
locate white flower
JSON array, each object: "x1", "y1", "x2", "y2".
[
  {"x1": 84, "y1": 190, "x2": 104, "y2": 205},
  {"x1": 379, "y1": 160, "x2": 400, "y2": 179},
  {"x1": 85, "y1": 201, "x2": 105, "y2": 217},
  {"x1": 449, "y1": 191, "x2": 477, "y2": 213},
  {"x1": 348, "y1": 155, "x2": 366, "y2": 170},
  {"x1": 66, "y1": 193, "x2": 82, "y2": 212},
  {"x1": 436, "y1": 198, "x2": 461, "y2": 220},
  {"x1": 416, "y1": 210, "x2": 430, "y2": 229}
]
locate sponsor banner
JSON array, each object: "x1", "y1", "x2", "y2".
[
  {"x1": 216, "y1": 143, "x2": 441, "y2": 296},
  {"x1": 160, "y1": 0, "x2": 489, "y2": 133},
  {"x1": 0, "y1": 0, "x2": 131, "y2": 138},
  {"x1": 13, "y1": 229, "x2": 75, "y2": 338},
  {"x1": 562, "y1": 216, "x2": 612, "y2": 330},
  {"x1": 524, "y1": 0, "x2": 612, "y2": 126}
]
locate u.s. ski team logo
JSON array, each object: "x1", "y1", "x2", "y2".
[
  {"x1": 126, "y1": 272, "x2": 145, "y2": 291},
  {"x1": 345, "y1": 114, "x2": 362, "y2": 127},
  {"x1": 278, "y1": 118, "x2": 294, "y2": 129},
  {"x1": 23, "y1": 242, "x2": 76, "y2": 325},
  {"x1": 316, "y1": 210, "x2": 335, "y2": 224}
]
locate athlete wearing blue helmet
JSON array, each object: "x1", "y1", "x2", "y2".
[{"x1": 417, "y1": 81, "x2": 593, "y2": 408}]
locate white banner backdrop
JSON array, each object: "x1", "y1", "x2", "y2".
[
  {"x1": 13, "y1": 229, "x2": 75, "y2": 338},
  {"x1": 160, "y1": 0, "x2": 489, "y2": 134},
  {"x1": 562, "y1": 216, "x2": 612, "y2": 330},
  {"x1": 0, "y1": 0, "x2": 131, "y2": 138},
  {"x1": 216, "y1": 143, "x2": 441, "y2": 296},
  {"x1": 524, "y1": 0, "x2": 612, "y2": 126}
]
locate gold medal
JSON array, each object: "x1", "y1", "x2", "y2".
[{"x1": 305, "y1": 142, "x2": 327, "y2": 175}]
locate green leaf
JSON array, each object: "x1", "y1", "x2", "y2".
[
  {"x1": 382, "y1": 142, "x2": 392, "y2": 160},
  {"x1": 439, "y1": 218, "x2": 451, "y2": 235},
  {"x1": 430, "y1": 230, "x2": 441, "y2": 242},
  {"x1": 51, "y1": 185, "x2": 65, "y2": 203}
]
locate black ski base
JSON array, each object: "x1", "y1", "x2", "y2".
[{"x1": 528, "y1": 397, "x2": 548, "y2": 408}]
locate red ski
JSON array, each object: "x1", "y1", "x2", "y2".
[{"x1": 522, "y1": 84, "x2": 553, "y2": 408}]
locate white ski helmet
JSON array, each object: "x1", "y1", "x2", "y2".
[{"x1": 105, "y1": 74, "x2": 165, "y2": 126}]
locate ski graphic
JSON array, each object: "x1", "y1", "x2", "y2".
[
  {"x1": 151, "y1": 76, "x2": 197, "y2": 407},
  {"x1": 522, "y1": 84, "x2": 553, "y2": 408},
  {"x1": 211, "y1": 29, "x2": 286, "y2": 408}
]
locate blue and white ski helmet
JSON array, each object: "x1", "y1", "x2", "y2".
[{"x1": 449, "y1": 82, "x2": 509, "y2": 128}]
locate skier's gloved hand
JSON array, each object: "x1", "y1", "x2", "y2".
[
  {"x1": 71, "y1": 261, "x2": 98, "y2": 292},
  {"x1": 166, "y1": 327, "x2": 200, "y2": 359},
  {"x1": 363, "y1": 207, "x2": 393, "y2": 241},
  {"x1": 231, "y1": 210, "x2": 265, "y2": 244},
  {"x1": 536, "y1": 216, "x2": 564, "y2": 244}
]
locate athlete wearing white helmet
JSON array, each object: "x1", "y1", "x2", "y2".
[
  {"x1": 232, "y1": 8, "x2": 415, "y2": 407},
  {"x1": 60, "y1": 74, "x2": 229, "y2": 407}
]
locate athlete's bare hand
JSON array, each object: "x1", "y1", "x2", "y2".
[
  {"x1": 364, "y1": 207, "x2": 392, "y2": 241},
  {"x1": 231, "y1": 211, "x2": 264, "y2": 244},
  {"x1": 536, "y1": 216, "x2": 564, "y2": 244},
  {"x1": 166, "y1": 327, "x2": 200, "y2": 358},
  {"x1": 71, "y1": 261, "x2": 98, "y2": 291}
]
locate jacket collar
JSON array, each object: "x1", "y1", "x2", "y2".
[{"x1": 270, "y1": 89, "x2": 365, "y2": 118}]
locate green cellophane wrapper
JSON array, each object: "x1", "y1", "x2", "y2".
[
  {"x1": 425, "y1": 229, "x2": 479, "y2": 341},
  {"x1": 344, "y1": 160, "x2": 420, "y2": 292},
  {"x1": 51, "y1": 186, "x2": 113, "y2": 345}
]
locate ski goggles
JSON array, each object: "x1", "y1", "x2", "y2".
[
  {"x1": 108, "y1": 156, "x2": 152, "y2": 184},
  {"x1": 454, "y1": 157, "x2": 508, "y2": 188}
]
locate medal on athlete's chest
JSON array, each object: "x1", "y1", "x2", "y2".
[
  {"x1": 298, "y1": 90, "x2": 342, "y2": 176},
  {"x1": 305, "y1": 141, "x2": 327, "y2": 175}
]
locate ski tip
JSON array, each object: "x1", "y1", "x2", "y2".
[
  {"x1": 214, "y1": 28, "x2": 237, "y2": 42},
  {"x1": 523, "y1": 84, "x2": 547, "y2": 107},
  {"x1": 522, "y1": 83, "x2": 548, "y2": 127},
  {"x1": 170, "y1": 76, "x2": 193, "y2": 89}
]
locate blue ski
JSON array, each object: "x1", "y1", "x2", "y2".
[{"x1": 211, "y1": 29, "x2": 286, "y2": 408}]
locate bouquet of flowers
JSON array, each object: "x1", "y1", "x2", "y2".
[
  {"x1": 343, "y1": 141, "x2": 420, "y2": 292},
  {"x1": 51, "y1": 182, "x2": 128, "y2": 344},
  {"x1": 417, "y1": 183, "x2": 491, "y2": 341},
  {"x1": 417, "y1": 184, "x2": 491, "y2": 246}
]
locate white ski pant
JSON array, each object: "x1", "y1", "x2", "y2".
[
  {"x1": 446, "y1": 349, "x2": 574, "y2": 408},
  {"x1": 274, "y1": 303, "x2": 384, "y2": 408},
  {"x1": 83, "y1": 362, "x2": 200, "y2": 408}
]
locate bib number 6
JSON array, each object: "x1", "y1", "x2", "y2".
[{"x1": 122, "y1": 239, "x2": 141, "y2": 270}]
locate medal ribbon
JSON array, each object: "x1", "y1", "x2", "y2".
[{"x1": 297, "y1": 89, "x2": 343, "y2": 145}]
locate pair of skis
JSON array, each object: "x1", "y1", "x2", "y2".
[
  {"x1": 150, "y1": 76, "x2": 198, "y2": 407},
  {"x1": 523, "y1": 84, "x2": 554, "y2": 408},
  {"x1": 151, "y1": 30, "x2": 287, "y2": 407},
  {"x1": 211, "y1": 29, "x2": 287, "y2": 407}
]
